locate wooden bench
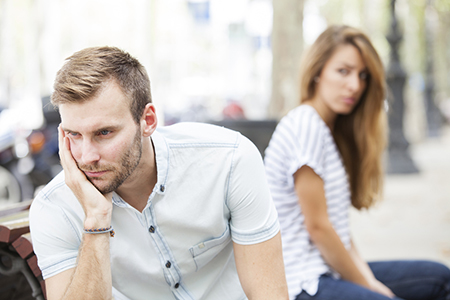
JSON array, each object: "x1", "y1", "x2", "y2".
[
  {"x1": 0, "y1": 200, "x2": 46, "y2": 300},
  {"x1": 207, "y1": 120, "x2": 278, "y2": 158}
]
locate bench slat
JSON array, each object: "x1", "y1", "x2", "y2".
[
  {"x1": 0, "y1": 200, "x2": 32, "y2": 218},
  {"x1": 27, "y1": 255, "x2": 42, "y2": 278},
  {"x1": 12, "y1": 233, "x2": 34, "y2": 259},
  {"x1": 0, "y1": 210, "x2": 30, "y2": 243},
  {"x1": 0, "y1": 204, "x2": 46, "y2": 299},
  {"x1": 40, "y1": 280, "x2": 47, "y2": 299}
]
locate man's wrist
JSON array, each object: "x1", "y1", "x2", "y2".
[
  {"x1": 84, "y1": 226, "x2": 115, "y2": 237},
  {"x1": 84, "y1": 214, "x2": 112, "y2": 229}
]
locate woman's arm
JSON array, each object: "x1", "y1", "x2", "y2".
[
  {"x1": 294, "y1": 165, "x2": 368, "y2": 286},
  {"x1": 349, "y1": 240, "x2": 394, "y2": 297},
  {"x1": 294, "y1": 166, "x2": 394, "y2": 297}
]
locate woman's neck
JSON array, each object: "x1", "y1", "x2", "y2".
[{"x1": 303, "y1": 100, "x2": 337, "y2": 131}]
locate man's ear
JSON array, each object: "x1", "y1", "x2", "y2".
[{"x1": 141, "y1": 103, "x2": 157, "y2": 137}]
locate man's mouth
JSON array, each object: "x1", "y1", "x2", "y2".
[{"x1": 83, "y1": 170, "x2": 108, "y2": 178}]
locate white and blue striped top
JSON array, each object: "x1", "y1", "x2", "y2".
[{"x1": 264, "y1": 105, "x2": 351, "y2": 299}]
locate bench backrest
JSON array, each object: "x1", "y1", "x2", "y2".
[{"x1": 0, "y1": 200, "x2": 46, "y2": 299}]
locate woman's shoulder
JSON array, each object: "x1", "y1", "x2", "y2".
[
  {"x1": 289, "y1": 104, "x2": 318, "y2": 115},
  {"x1": 281, "y1": 104, "x2": 327, "y2": 134},
  {"x1": 282, "y1": 105, "x2": 321, "y2": 125}
]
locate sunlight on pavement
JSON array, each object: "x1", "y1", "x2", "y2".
[{"x1": 351, "y1": 125, "x2": 450, "y2": 267}]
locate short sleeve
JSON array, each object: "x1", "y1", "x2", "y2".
[
  {"x1": 226, "y1": 134, "x2": 280, "y2": 245},
  {"x1": 286, "y1": 107, "x2": 326, "y2": 179},
  {"x1": 29, "y1": 182, "x2": 83, "y2": 280}
]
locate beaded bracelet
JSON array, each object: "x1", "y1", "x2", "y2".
[{"x1": 83, "y1": 226, "x2": 115, "y2": 237}]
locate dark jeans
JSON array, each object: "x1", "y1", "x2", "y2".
[{"x1": 295, "y1": 260, "x2": 450, "y2": 300}]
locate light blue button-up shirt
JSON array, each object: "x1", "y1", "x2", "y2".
[{"x1": 30, "y1": 122, "x2": 280, "y2": 300}]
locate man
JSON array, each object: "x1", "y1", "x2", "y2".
[{"x1": 30, "y1": 46, "x2": 288, "y2": 300}]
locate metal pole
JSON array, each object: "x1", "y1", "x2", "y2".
[
  {"x1": 386, "y1": 0, "x2": 419, "y2": 174},
  {"x1": 424, "y1": 0, "x2": 442, "y2": 137},
  {"x1": 0, "y1": 247, "x2": 45, "y2": 300}
]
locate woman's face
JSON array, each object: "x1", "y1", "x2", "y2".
[{"x1": 312, "y1": 44, "x2": 368, "y2": 121}]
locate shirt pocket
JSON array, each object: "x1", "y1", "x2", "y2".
[{"x1": 189, "y1": 225, "x2": 231, "y2": 272}]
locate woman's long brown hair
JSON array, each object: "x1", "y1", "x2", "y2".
[{"x1": 299, "y1": 25, "x2": 387, "y2": 209}]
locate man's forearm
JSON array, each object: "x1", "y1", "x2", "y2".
[
  {"x1": 55, "y1": 125, "x2": 114, "y2": 299},
  {"x1": 62, "y1": 233, "x2": 112, "y2": 300},
  {"x1": 233, "y1": 232, "x2": 289, "y2": 299}
]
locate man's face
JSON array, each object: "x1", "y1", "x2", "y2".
[{"x1": 59, "y1": 80, "x2": 143, "y2": 194}]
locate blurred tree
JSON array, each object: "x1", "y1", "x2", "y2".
[
  {"x1": 268, "y1": 0, "x2": 304, "y2": 119},
  {"x1": 401, "y1": 0, "x2": 448, "y2": 139},
  {"x1": 319, "y1": 0, "x2": 362, "y2": 26},
  {"x1": 435, "y1": 0, "x2": 450, "y2": 114},
  {"x1": 386, "y1": 0, "x2": 419, "y2": 174},
  {"x1": 423, "y1": 0, "x2": 443, "y2": 136}
]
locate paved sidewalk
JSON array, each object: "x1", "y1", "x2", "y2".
[{"x1": 351, "y1": 125, "x2": 450, "y2": 267}]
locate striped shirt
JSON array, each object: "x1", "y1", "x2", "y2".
[{"x1": 264, "y1": 105, "x2": 351, "y2": 299}]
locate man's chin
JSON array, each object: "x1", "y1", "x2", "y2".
[
  {"x1": 95, "y1": 184, "x2": 116, "y2": 195},
  {"x1": 87, "y1": 178, "x2": 115, "y2": 195}
]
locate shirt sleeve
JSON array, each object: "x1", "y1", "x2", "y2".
[
  {"x1": 29, "y1": 183, "x2": 83, "y2": 280},
  {"x1": 286, "y1": 108, "x2": 326, "y2": 179},
  {"x1": 226, "y1": 134, "x2": 280, "y2": 245}
]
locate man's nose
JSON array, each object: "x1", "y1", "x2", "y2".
[{"x1": 80, "y1": 140, "x2": 101, "y2": 165}]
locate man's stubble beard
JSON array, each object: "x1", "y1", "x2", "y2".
[{"x1": 79, "y1": 129, "x2": 143, "y2": 195}]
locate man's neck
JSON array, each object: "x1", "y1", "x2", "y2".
[{"x1": 115, "y1": 137, "x2": 157, "y2": 212}]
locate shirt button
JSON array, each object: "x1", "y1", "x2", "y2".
[
  {"x1": 165, "y1": 261, "x2": 171, "y2": 268},
  {"x1": 149, "y1": 226, "x2": 155, "y2": 233},
  {"x1": 160, "y1": 185, "x2": 165, "y2": 192},
  {"x1": 174, "y1": 283, "x2": 180, "y2": 289}
]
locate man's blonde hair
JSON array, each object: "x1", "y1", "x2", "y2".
[{"x1": 52, "y1": 46, "x2": 152, "y2": 124}]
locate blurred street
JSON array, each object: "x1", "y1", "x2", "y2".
[{"x1": 351, "y1": 125, "x2": 450, "y2": 268}]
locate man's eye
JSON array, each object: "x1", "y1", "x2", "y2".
[
  {"x1": 99, "y1": 130, "x2": 111, "y2": 136},
  {"x1": 67, "y1": 132, "x2": 79, "y2": 137}
]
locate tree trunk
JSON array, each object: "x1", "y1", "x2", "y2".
[{"x1": 269, "y1": 0, "x2": 304, "y2": 119}]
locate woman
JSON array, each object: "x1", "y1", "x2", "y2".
[{"x1": 264, "y1": 25, "x2": 450, "y2": 300}]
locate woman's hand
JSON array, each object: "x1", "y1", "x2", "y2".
[
  {"x1": 368, "y1": 279, "x2": 395, "y2": 298},
  {"x1": 58, "y1": 125, "x2": 113, "y2": 229},
  {"x1": 348, "y1": 241, "x2": 396, "y2": 298}
]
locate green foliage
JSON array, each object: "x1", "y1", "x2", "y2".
[{"x1": 435, "y1": 0, "x2": 450, "y2": 12}]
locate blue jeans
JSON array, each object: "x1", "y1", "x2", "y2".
[{"x1": 295, "y1": 260, "x2": 450, "y2": 300}]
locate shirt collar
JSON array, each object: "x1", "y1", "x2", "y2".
[
  {"x1": 151, "y1": 129, "x2": 169, "y2": 196},
  {"x1": 111, "y1": 129, "x2": 169, "y2": 208}
]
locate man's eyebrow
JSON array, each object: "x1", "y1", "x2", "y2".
[
  {"x1": 61, "y1": 126, "x2": 76, "y2": 133},
  {"x1": 94, "y1": 125, "x2": 121, "y2": 133},
  {"x1": 61, "y1": 125, "x2": 121, "y2": 134}
]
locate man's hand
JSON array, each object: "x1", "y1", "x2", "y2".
[
  {"x1": 58, "y1": 125, "x2": 113, "y2": 229},
  {"x1": 45, "y1": 126, "x2": 114, "y2": 300}
]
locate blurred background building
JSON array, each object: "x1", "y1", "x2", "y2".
[
  {"x1": 1, "y1": 0, "x2": 449, "y2": 135},
  {"x1": 0, "y1": 0, "x2": 449, "y2": 266}
]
